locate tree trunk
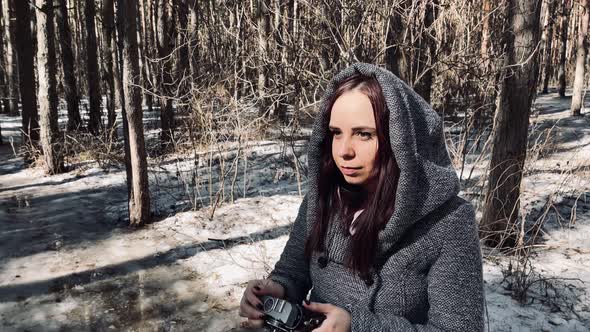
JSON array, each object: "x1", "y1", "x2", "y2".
[
  {"x1": 3, "y1": 0, "x2": 19, "y2": 116},
  {"x1": 385, "y1": 0, "x2": 437, "y2": 102},
  {"x1": 277, "y1": 0, "x2": 291, "y2": 123},
  {"x1": 481, "y1": 0, "x2": 493, "y2": 70},
  {"x1": 412, "y1": 0, "x2": 439, "y2": 103},
  {"x1": 347, "y1": 1, "x2": 364, "y2": 63},
  {"x1": 386, "y1": 2, "x2": 409, "y2": 80},
  {"x1": 234, "y1": 2, "x2": 243, "y2": 100},
  {"x1": 541, "y1": 0, "x2": 557, "y2": 94},
  {"x1": 134, "y1": 1, "x2": 146, "y2": 117},
  {"x1": 114, "y1": 0, "x2": 133, "y2": 207},
  {"x1": 102, "y1": 0, "x2": 117, "y2": 136},
  {"x1": 7, "y1": 3, "x2": 18, "y2": 116},
  {"x1": 74, "y1": 0, "x2": 87, "y2": 97},
  {"x1": 187, "y1": 0, "x2": 199, "y2": 79},
  {"x1": 0, "y1": 0, "x2": 9, "y2": 114},
  {"x1": 138, "y1": 0, "x2": 153, "y2": 114},
  {"x1": 157, "y1": 0, "x2": 175, "y2": 147},
  {"x1": 571, "y1": 0, "x2": 589, "y2": 116},
  {"x1": 480, "y1": 0, "x2": 542, "y2": 248},
  {"x1": 56, "y1": 0, "x2": 82, "y2": 131},
  {"x1": 36, "y1": 0, "x2": 64, "y2": 174},
  {"x1": 118, "y1": 0, "x2": 151, "y2": 226},
  {"x1": 176, "y1": 0, "x2": 190, "y2": 105},
  {"x1": 12, "y1": 0, "x2": 39, "y2": 153},
  {"x1": 85, "y1": 0, "x2": 102, "y2": 134},
  {"x1": 319, "y1": 0, "x2": 342, "y2": 71},
  {"x1": 257, "y1": 0, "x2": 270, "y2": 117},
  {"x1": 558, "y1": 0, "x2": 572, "y2": 97}
]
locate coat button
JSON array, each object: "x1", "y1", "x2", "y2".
[{"x1": 317, "y1": 256, "x2": 328, "y2": 268}]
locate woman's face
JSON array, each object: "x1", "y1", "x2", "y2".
[{"x1": 329, "y1": 89, "x2": 379, "y2": 191}]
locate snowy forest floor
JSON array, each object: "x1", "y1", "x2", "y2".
[{"x1": 1, "y1": 89, "x2": 590, "y2": 331}]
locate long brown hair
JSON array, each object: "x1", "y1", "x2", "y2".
[{"x1": 305, "y1": 73, "x2": 400, "y2": 282}]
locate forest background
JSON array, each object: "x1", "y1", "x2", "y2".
[{"x1": 0, "y1": 0, "x2": 590, "y2": 331}]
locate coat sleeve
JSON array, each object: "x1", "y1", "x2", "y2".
[
  {"x1": 268, "y1": 194, "x2": 312, "y2": 304},
  {"x1": 349, "y1": 203, "x2": 485, "y2": 332}
]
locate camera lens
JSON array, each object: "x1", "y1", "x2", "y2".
[{"x1": 263, "y1": 297, "x2": 275, "y2": 313}]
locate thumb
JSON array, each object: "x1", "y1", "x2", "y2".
[
  {"x1": 303, "y1": 301, "x2": 333, "y2": 314},
  {"x1": 255, "y1": 280, "x2": 282, "y2": 298},
  {"x1": 240, "y1": 318, "x2": 264, "y2": 329}
]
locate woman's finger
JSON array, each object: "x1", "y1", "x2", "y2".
[
  {"x1": 245, "y1": 290, "x2": 263, "y2": 310},
  {"x1": 303, "y1": 301, "x2": 334, "y2": 314},
  {"x1": 240, "y1": 293, "x2": 264, "y2": 319},
  {"x1": 239, "y1": 302, "x2": 265, "y2": 319},
  {"x1": 240, "y1": 318, "x2": 265, "y2": 329}
]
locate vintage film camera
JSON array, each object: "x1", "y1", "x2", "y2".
[{"x1": 259, "y1": 295, "x2": 325, "y2": 332}]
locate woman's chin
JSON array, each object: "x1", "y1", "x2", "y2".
[{"x1": 343, "y1": 176, "x2": 365, "y2": 185}]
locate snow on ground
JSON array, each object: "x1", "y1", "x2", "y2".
[{"x1": 0, "y1": 90, "x2": 589, "y2": 331}]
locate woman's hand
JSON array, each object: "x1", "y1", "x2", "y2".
[
  {"x1": 239, "y1": 279, "x2": 285, "y2": 329},
  {"x1": 303, "y1": 301, "x2": 351, "y2": 332}
]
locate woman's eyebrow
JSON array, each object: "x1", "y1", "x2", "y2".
[
  {"x1": 328, "y1": 126, "x2": 376, "y2": 131},
  {"x1": 352, "y1": 126, "x2": 376, "y2": 131}
]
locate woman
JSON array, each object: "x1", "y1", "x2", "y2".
[{"x1": 239, "y1": 63, "x2": 485, "y2": 331}]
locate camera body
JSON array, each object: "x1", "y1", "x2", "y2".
[{"x1": 259, "y1": 295, "x2": 324, "y2": 332}]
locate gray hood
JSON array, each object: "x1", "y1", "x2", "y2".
[{"x1": 305, "y1": 63, "x2": 460, "y2": 258}]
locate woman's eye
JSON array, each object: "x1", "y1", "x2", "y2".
[{"x1": 358, "y1": 132, "x2": 372, "y2": 139}]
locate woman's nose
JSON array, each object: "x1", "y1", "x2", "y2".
[{"x1": 336, "y1": 137, "x2": 355, "y2": 158}]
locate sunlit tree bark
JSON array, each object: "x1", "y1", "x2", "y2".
[
  {"x1": 570, "y1": 0, "x2": 589, "y2": 116},
  {"x1": 481, "y1": 0, "x2": 542, "y2": 248},
  {"x1": 118, "y1": 0, "x2": 151, "y2": 225},
  {"x1": 35, "y1": 0, "x2": 64, "y2": 174}
]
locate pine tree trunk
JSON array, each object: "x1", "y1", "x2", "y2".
[
  {"x1": 74, "y1": 0, "x2": 87, "y2": 97},
  {"x1": 0, "y1": 0, "x2": 9, "y2": 114},
  {"x1": 188, "y1": 0, "x2": 199, "y2": 79},
  {"x1": 541, "y1": 0, "x2": 557, "y2": 94},
  {"x1": 571, "y1": 0, "x2": 589, "y2": 116},
  {"x1": 413, "y1": 0, "x2": 439, "y2": 103},
  {"x1": 3, "y1": 0, "x2": 19, "y2": 116},
  {"x1": 558, "y1": 0, "x2": 572, "y2": 97},
  {"x1": 386, "y1": 2, "x2": 408, "y2": 80},
  {"x1": 157, "y1": 0, "x2": 175, "y2": 147},
  {"x1": 0, "y1": 0, "x2": 11, "y2": 114},
  {"x1": 114, "y1": 0, "x2": 133, "y2": 205},
  {"x1": 36, "y1": 0, "x2": 64, "y2": 174},
  {"x1": 134, "y1": 1, "x2": 146, "y2": 118},
  {"x1": 386, "y1": 0, "x2": 413, "y2": 85},
  {"x1": 319, "y1": 0, "x2": 341, "y2": 71},
  {"x1": 176, "y1": 0, "x2": 189, "y2": 104},
  {"x1": 12, "y1": 0, "x2": 39, "y2": 153},
  {"x1": 481, "y1": 0, "x2": 492, "y2": 70},
  {"x1": 137, "y1": 0, "x2": 153, "y2": 114},
  {"x1": 480, "y1": 0, "x2": 542, "y2": 248},
  {"x1": 257, "y1": 0, "x2": 270, "y2": 117},
  {"x1": 348, "y1": 2, "x2": 363, "y2": 63},
  {"x1": 102, "y1": 0, "x2": 116, "y2": 136},
  {"x1": 56, "y1": 0, "x2": 82, "y2": 131},
  {"x1": 85, "y1": 0, "x2": 102, "y2": 134},
  {"x1": 234, "y1": 2, "x2": 243, "y2": 100},
  {"x1": 118, "y1": 0, "x2": 151, "y2": 225}
]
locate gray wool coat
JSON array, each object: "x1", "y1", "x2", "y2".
[{"x1": 269, "y1": 63, "x2": 485, "y2": 331}]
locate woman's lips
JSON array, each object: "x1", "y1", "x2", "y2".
[{"x1": 341, "y1": 167, "x2": 360, "y2": 175}]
